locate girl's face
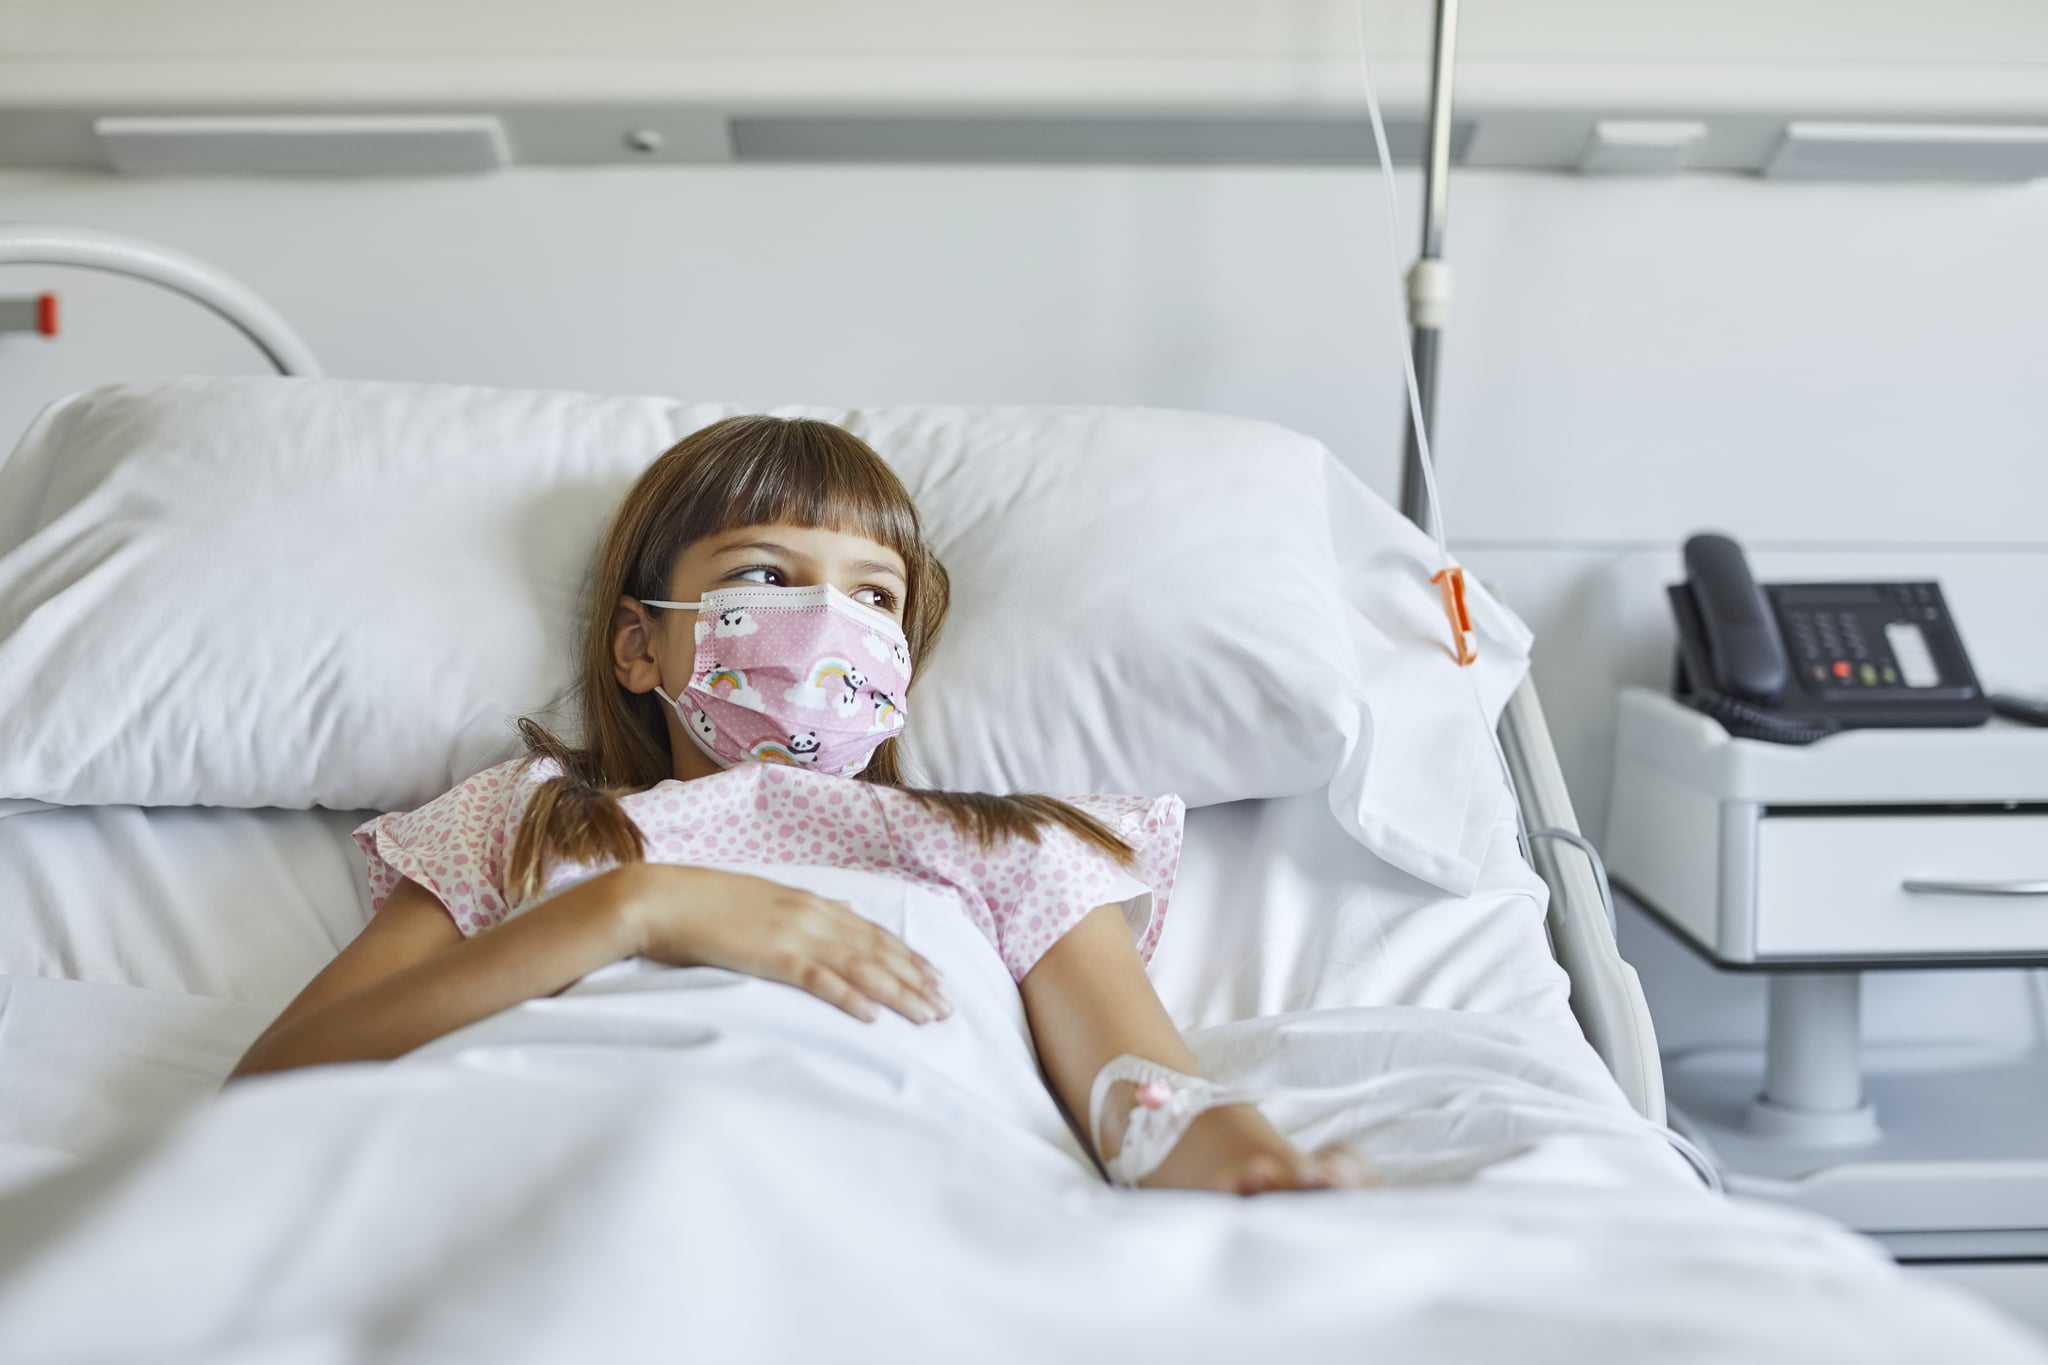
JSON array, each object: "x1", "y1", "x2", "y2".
[{"x1": 610, "y1": 521, "x2": 910, "y2": 781}]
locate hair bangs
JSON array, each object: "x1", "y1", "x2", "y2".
[
  {"x1": 696, "y1": 419, "x2": 922, "y2": 563},
  {"x1": 624, "y1": 416, "x2": 926, "y2": 602}
]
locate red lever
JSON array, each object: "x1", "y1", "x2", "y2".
[{"x1": 37, "y1": 293, "x2": 58, "y2": 337}]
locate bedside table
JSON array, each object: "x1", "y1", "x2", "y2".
[{"x1": 1605, "y1": 686, "x2": 2048, "y2": 1259}]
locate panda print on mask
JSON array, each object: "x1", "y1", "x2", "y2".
[{"x1": 645, "y1": 583, "x2": 911, "y2": 776}]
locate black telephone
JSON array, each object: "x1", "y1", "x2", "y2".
[{"x1": 1668, "y1": 533, "x2": 1990, "y2": 744}]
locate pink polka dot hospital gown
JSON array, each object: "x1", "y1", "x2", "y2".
[{"x1": 355, "y1": 759, "x2": 1185, "y2": 982}]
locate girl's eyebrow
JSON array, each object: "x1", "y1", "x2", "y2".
[
  {"x1": 848, "y1": 558, "x2": 906, "y2": 582},
  {"x1": 710, "y1": 539, "x2": 798, "y2": 559}
]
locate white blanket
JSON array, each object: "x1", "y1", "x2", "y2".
[{"x1": 0, "y1": 867, "x2": 2037, "y2": 1364}]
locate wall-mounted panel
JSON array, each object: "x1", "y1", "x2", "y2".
[{"x1": 2, "y1": 1, "x2": 2046, "y2": 174}]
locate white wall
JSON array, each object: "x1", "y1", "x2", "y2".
[
  {"x1": 2, "y1": 161, "x2": 2046, "y2": 1059},
  {"x1": 3, "y1": 165, "x2": 1441, "y2": 484},
  {"x1": 6, "y1": 164, "x2": 2045, "y2": 542}
]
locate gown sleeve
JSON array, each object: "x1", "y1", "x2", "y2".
[
  {"x1": 351, "y1": 759, "x2": 542, "y2": 935},
  {"x1": 898, "y1": 790, "x2": 1186, "y2": 982}
]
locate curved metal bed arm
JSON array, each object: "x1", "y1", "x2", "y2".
[
  {"x1": 0, "y1": 225, "x2": 322, "y2": 377},
  {"x1": 1499, "y1": 676, "x2": 1668, "y2": 1124}
]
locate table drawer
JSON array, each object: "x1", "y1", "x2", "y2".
[{"x1": 1754, "y1": 813, "x2": 2048, "y2": 958}]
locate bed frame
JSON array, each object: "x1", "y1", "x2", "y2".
[{"x1": 1500, "y1": 680, "x2": 1665, "y2": 1123}]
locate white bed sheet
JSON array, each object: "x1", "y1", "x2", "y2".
[
  {"x1": 0, "y1": 867, "x2": 2038, "y2": 1363},
  {"x1": 3, "y1": 802, "x2": 2043, "y2": 1358}
]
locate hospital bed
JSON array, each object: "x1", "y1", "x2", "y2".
[
  {"x1": 0, "y1": 216, "x2": 1656, "y2": 1130},
  {"x1": 0, "y1": 355, "x2": 2038, "y2": 1355}
]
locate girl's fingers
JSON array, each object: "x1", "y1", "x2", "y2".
[
  {"x1": 795, "y1": 965, "x2": 879, "y2": 1023},
  {"x1": 874, "y1": 939, "x2": 948, "y2": 1013},
  {"x1": 852, "y1": 916, "x2": 936, "y2": 976},
  {"x1": 894, "y1": 942, "x2": 943, "y2": 988},
  {"x1": 843, "y1": 956, "x2": 939, "y2": 1025},
  {"x1": 809, "y1": 900, "x2": 948, "y2": 1019},
  {"x1": 845, "y1": 915, "x2": 949, "y2": 1012},
  {"x1": 1309, "y1": 1147, "x2": 1374, "y2": 1189},
  {"x1": 1235, "y1": 1153, "x2": 1295, "y2": 1196},
  {"x1": 898, "y1": 960, "x2": 950, "y2": 1019}
]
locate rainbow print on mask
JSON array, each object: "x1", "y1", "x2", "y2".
[
  {"x1": 701, "y1": 666, "x2": 765, "y2": 712},
  {"x1": 868, "y1": 691, "x2": 903, "y2": 733},
  {"x1": 747, "y1": 738, "x2": 816, "y2": 765},
  {"x1": 782, "y1": 656, "x2": 867, "y2": 717}
]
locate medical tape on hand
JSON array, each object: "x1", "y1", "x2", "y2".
[
  {"x1": 1086, "y1": 1055, "x2": 1275, "y2": 1187},
  {"x1": 1086, "y1": 1056, "x2": 1721, "y2": 1194}
]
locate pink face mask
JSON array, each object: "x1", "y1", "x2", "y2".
[{"x1": 644, "y1": 583, "x2": 912, "y2": 777}]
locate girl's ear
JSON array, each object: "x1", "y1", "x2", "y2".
[{"x1": 611, "y1": 596, "x2": 668, "y2": 693}]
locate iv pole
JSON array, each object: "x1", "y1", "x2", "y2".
[
  {"x1": 1396, "y1": 0, "x2": 1460, "y2": 532},
  {"x1": 1376, "y1": 2, "x2": 1666, "y2": 1127}
]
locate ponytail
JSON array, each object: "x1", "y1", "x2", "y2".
[
  {"x1": 505, "y1": 719, "x2": 648, "y2": 906},
  {"x1": 861, "y1": 737, "x2": 1136, "y2": 868},
  {"x1": 903, "y1": 789, "x2": 1136, "y2": 868}
]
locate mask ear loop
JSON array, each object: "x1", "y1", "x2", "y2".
[
  {"x1": 653, "y1": 681, "x2": 733, "y2": 769},
  {"x1": 643, "y1": 588, "x2": 726, "y2": 769}
]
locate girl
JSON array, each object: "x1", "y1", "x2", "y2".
[{"x1": 232, "y1": 415, "x2": 1361, "y2": 1195}]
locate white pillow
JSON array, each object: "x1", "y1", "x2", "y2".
[
  {"x1": 0, "y1": 379, "x2": 1367, "y2": 818},
  {"x1": 0, "y1": 388, "x2": 69, "y2": 561}
]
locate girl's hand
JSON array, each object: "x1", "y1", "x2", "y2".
[
  {"x1": 1139, "y1": 1104, "x2": 1375, "y2": 1195},
  {"x1": 614, "y1": 864, "x2": 950, "y2": 1025}
]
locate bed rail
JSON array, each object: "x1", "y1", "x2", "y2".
[
  {"x1": 0, "y1": 225, "x2": 322, "y2": 376},
  {"x1": 1498, "y1": 677, "x2": 1667, "y2": 1124}
]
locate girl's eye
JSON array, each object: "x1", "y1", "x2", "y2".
[
  {"x1": 853, "y1": 586, "x2": 898, "y2": 612},
  {"x1": 731, "y1": 566, "x2": 785, "y2": 586}
]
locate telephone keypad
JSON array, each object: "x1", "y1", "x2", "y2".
[{"x1": 1769, "y1": 582, "x2": 1979, "y2": 702}]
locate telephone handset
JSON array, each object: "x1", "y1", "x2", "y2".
[{"x1": 1668, "y1": 533, "x2": 1990, "y2": 744}]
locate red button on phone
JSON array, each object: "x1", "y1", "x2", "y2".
[{"x1": 1832, "y1": 660, "x2": 1852, "y2": 678}]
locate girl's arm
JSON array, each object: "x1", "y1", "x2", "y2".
[
  {"x1": 1019, "y1": 904, "x2": 1360, "y2": 1194},
  {"x1": 232, "y1": 865, "x2": 946, "y2": 1080},
  {"x1": 230, "y1": 874, "x2": 637, "y2": 1079}
]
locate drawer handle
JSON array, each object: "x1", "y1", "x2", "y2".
[{"x1": 1901, "y1": 879, "x2": 2048, "y2": 897}]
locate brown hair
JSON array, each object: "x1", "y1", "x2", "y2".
[{"x1": 506, "y1": 414, "x2": 1133, "y2": 903}]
